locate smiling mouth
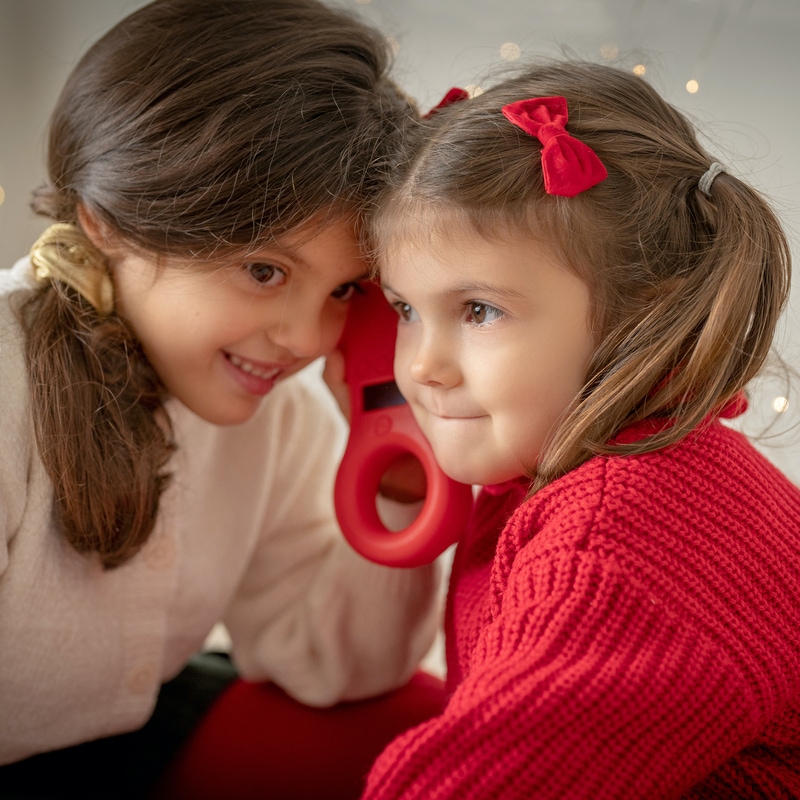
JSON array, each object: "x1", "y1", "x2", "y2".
[
  {"x1": 424, "y1": 409, "x2": 484, "y2": 421},
  {"x1": 227, "y1": 353, "x2": 283, "y2": 381}
]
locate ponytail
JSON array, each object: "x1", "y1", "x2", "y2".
[
  {"x1": 532, "y1": 167, "x2": 790, "y2": 493},
  {"x1": 18, "y1": 280, "x2": 174, "y2": 569}
]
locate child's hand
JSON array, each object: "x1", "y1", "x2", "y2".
[{"x1": 323, "y1": 349, "x2": 351, "y2": 422}]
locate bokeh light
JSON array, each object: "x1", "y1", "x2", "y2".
[
  {"x1": 500, "y1": 42, "x2": 521, "y2": 61},
  {"x1": 772, "y1": 396, "x2": 790, "y2": 414}
]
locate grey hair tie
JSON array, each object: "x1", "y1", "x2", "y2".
[{"x1": 698, "y1": 162, "x2": 725, "y2": 196}]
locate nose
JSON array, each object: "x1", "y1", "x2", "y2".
[
  {"x1": 407, "y1": 329, "x2": 460, "y2": 388},
  {"x1": 268, "y1": 296, "x2": 340, "y2": 360}
]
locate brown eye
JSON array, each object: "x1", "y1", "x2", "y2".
[
  {"x1": 246, "y1": 262, "x2": 286, "y2": 286},
  {"x1": 471, "y1": 303, "x2": 488, "y2": 324},
  {"x1": 466, "y1": 302, "x2": 502, "y2": 326},
  {"x1": 331, "y1": 281, "x2": 364, "y2": 301},
  {"x1": 393, "y1": 302, "x2": 416, "y2": 322}
]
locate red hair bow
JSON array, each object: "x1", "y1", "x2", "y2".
[
  {"x1": 424, "y1": 87, "x2": 469, "y2": 118},
  {"x1": 501, "y1": 96, "x2": 607, "y2": 197}
]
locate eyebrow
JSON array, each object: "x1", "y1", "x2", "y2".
[
  {"x1": 446, "y1": 281, "x2": 526, "y2": 300},
  {"x1": 249, "y1": 241, "x2": 303, "y2": 267},
  {"x1": 381, "y1": 279, "x2": 526, "y2": 300}
]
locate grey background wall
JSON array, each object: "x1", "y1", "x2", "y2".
[{"x1": 1, "y1": 0, "x2": 798, "y2": 479}]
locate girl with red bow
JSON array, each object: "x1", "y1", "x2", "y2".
[{"x1": 361, "y1": 60, "x2": 800, "y2": 799}]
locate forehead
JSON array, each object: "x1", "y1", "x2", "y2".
[
  {"x1": 378, "y1": 203, "x2": 472, "y2": 254},
  {"x1": 379, "y1": 199, "x2": 550, "y2": 257},
  {"x1": 377, "y1": 199, "x2": 598, "y2": 297},
  {"x1": 377, "y1": 207, "x2": 482, "y2": 279},
  {"x1": 381, "y1": 221, "x2": 578, "y2": 304},
  {"x1": 260, "y1": 212, "x2": 359, "y2": 253}
]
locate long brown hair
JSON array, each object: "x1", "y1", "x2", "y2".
[
  {"x1": 372, "y1": 60, "x2": 791, "y2": 493},
  {"x1": 19, "y1": 0, "x2": 416, "y2": 567}
]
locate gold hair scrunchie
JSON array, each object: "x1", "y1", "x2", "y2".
[{"x1": 29, "y1": 222, "x2": 114, "y2": 316}]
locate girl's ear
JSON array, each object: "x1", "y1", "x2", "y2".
[{"x1": 77, "y1": 204, "x2": 122, "y2": 258}]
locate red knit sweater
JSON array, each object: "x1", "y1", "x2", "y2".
[{"x1": 363, "y1": 414, "x2": 800, "y2": 799}]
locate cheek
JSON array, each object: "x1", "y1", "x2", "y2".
[
  {"x1": 392, "y1": 333, "x2": 415, "y2": 393},
  {"x1": 321, "y1": 304, "x2": 350, "y2": 353}
]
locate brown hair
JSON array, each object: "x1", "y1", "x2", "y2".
[
  {"x1": 372, "y1": 60, "x2": 791, "y2": 493},
  {"x1": 18, "y1": 0, "x2": 415, "y2": 567}
]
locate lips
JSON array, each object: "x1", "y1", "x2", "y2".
[
  {"x1": 414, "y1": 399, "x2": 484, "y2": 421},
  {"x1": 224, "y1": 352, "x2": 294, "y2": 396},
  {"x1": 227, "y1": 353, "x2": 283, "y2": 381}
]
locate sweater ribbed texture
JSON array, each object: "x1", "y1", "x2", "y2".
[{"x1": 363, "y1": 416, "x2": 800, "y2": 799}]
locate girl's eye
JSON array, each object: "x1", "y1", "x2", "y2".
[
  {"x1": 245, "y1": 262, "x2": 287, "y2": 287},
  {"x1": 330, "y1": 281, "x2": 364, "y2": 302},
  {"x1": 392, "y1": 301, "x2": 417, "y2": 323},
  {"x1": 466, "y1": 302, "x2": 503, "y2": 326}
]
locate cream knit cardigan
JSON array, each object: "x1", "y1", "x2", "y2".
[{"x1": 0, "y1": 259, "x2": 439, "y2": 765}]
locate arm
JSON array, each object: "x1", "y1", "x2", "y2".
[
  {"x1": 364, "y1": 543, "x2": 757, "y2": 799},
  {"x1": 223, "y1": 374, "x2": 443, "y2": 706}
]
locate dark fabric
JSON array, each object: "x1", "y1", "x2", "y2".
[{"x1": 0, "y1": 652, "x2": 237, "y2": 800}]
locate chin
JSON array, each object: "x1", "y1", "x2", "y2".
[
  {"x1": 451, "y1": 463, "x2": 525, "y2": 488},
  {"x1": 436, "y1": 459, "x2": 483, "y2": 487},
  {"x1": 183, "y1": 398, "x2": 262, "y2": 427}
]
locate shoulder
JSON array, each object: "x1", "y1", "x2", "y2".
[
  {"x1": 515, "y1": 419, "x2": 798, "y2": 545},
  {"x1": 0, "y1": 258, "x2": 36, "y2": 380},
  {"x1": 0, "y1": 257, "x2": 37, "y2": 333},
  {"x1": 0, "y1": 261, "x2": 38, "y2": 549},
  {"x1": 0, "y1": 257, "x2": 36, "y2": 293},
  {"x1": 0, "y1": 259, "x2": 34, "y2": 426},
  {"x1": 497, "y1": 420, "x2": 800, "y2": 627},
  {"x1": 0, "y1": 257, "x2": 35, "y2": 332}
]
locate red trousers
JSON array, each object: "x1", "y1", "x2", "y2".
[{"x1": 151, "y1": 671, "x2": 446, "y2": 800}]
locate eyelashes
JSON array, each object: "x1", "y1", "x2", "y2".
[
  {"x1": 245, "y1": 262, "x2": 286, "y2": 287},
  {"x1": 330, "y1": 281, "x2": 366, "y2": 302},
  {"x1": 465, "y1": 302, "x2": 503, "y2": 325},
  {"x1": 244, "y1": 264, "x2": 365, "y2": 303},
  {"x1": 390, "y1": 299, "x2": 504, "y2": 327}
]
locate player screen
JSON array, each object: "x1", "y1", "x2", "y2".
[{"x1": 363, "y1": 381, "x2": 407, "y2": 410}]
